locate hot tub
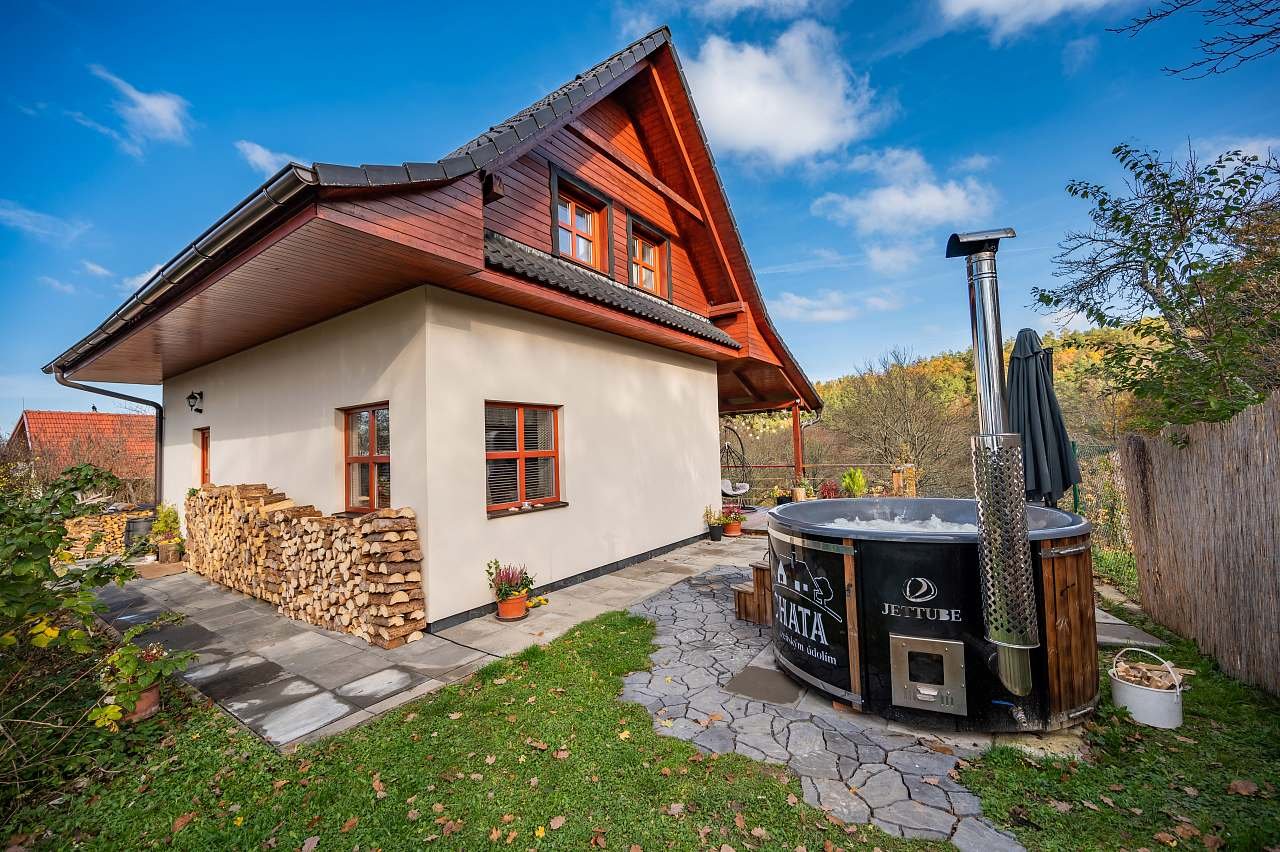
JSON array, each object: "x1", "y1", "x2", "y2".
[{"x1": 767, "y1": 497, "x2": 1097, "y2": 732}]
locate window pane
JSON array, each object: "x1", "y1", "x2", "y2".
[
  {"x1": 375, "y1": 462, "x2": 391, "y2": 508},
  {"x1": 631, "y1": 261, "x2": 642, "y2": 283},
  {"x1": 485, "y1": 405, "x2": 518, "y2": 452},
  {"x1": 574, "y1": 205, "x2": 591, "y2": 234},
  {"x1": 487, "y1": 458, "x2": 518, "y2": 506},
  {"x1": 349, "y1": 462, "x2": 370, "y2": 508},
  {"x1": 557, "y1": 199, "x2": 570, "y2": 225},
  {"x1": 642, "y1": 267, "x2": 655, "y2": 291},
  {"x1": 558, "y1": 227, "x2": 572, "y2": 254},
  {"x1": 630, "y1": 236, "x2": 639, "y2": 259},
  {"x1": 525, "y1": 456, "x2": 555, "y2": 501},
  {"x1": 642, "y1": 242, "x2": 655, "y2": 264},
  {"x1": 374, "y1": 408, "x2": 390, "y2": 456},
  {"x1": 348, "y1": 411, "x2": 370, "y2": 456},
  {"x1": 575, "y1": 235, "x2": 593, "y2": 263},
  {"x1": 523, "y1": 408, "x2": 554, "y2": 451}
]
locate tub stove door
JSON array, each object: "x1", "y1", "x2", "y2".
[{"x1": 889, "y1": 634, "x2": 968, "y2": 716}]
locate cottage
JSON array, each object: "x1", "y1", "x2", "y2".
[
  {"x1": 3, "y1": 409, "x2": 156, "y2": 500},
  {"x1": 43, "y1": 28, "x2": 820, "y2": 629}
]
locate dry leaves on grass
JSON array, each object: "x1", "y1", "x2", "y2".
[
  {"x1": 341, "y1": 816, "x2": 359, "y2": 833},
  {"x1": 1227, "y1": 779, "x2": 1259, "y2": 796},
  {"x1": 171, "y1": 813, "x2": 195, "y2": 833},
  {"x1": 372, "y1": 773, "x2": 387, "y2": 798},
  {"x1": 554, "y1": 748, "x2": 570, "y2": 760},
  {"x1": 550, "y1": 815, "x2": 566, "y2": 830},
  {"x1": 300, "y1": 837, "x2": 319, "y2": 852}
]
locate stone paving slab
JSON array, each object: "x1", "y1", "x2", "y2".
[{"x1": 625, "y1": 564, "x2": 1026, "y2": 851}]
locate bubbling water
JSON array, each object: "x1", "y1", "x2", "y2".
[{"x1": 820, "y1": 514, "x2": 979, "y2": 534}]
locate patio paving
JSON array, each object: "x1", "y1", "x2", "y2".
[{"x1": 95, "y1": 537, "x2": 759, "y2": 748}]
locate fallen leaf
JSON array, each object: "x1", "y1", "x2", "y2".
[
  {"x1": 372, "y1": 773, "x2": 386, "y2": 799},
  {"x1": 751, "y1": 827, "x2": 769, "y2": 839},
  {"x1": 493, "y1": 678, "x2": 507, "y2": 685},
  {"x1": 786, "y1": 793, "x2": 798, "y2": 806},
  {"x1": 443, "y1": 819, "x2": 463, "y2": 836},
  {"x1": 502, "y1": 814, "x2": 515, "y2": 824},
  {"x1": 1108, "y1": 783, "x2": 1125, "y2": 792},
  {"x1": 485, "y1": 755, "x2": 496, "y2": 765},
  {"x1": 618, "y1": 730, "x2": 631, "y2": 740},
  {"x1": 922, "y1": 776, "x2": 940, "y2": 786},
  {"x1": 432, "y1": 803, "x2": 445, "y2": 814},
  {"x1": 554, "y1": 749, "x2": 570, "y2": 760},
  {"x1": 1082, "y1": 801, "x2": 1100, "y2": 812},
  {"x1": 341, "y1": 817, "x2": 358, "y2": 833},
  {"x1": 407, "y1": 809, "x2": 420, "y2": 822},
  {"x1": 297, "y1": 760, "x2": 312, "y2": 774},
  {"x1": 1228, "y1": 779, "x2": 1259, "y2": 796},
  {"x1": 506, "y1": 830, "x2": 517, "y2": 844},
  {"x1": 489, "y1": 827, "x2": 502, "y2": 841},
  {"x1": 1155, "y1": 831, "x2": 1178, "y2": 846},
  {"x1": 1183, "y1": 786, "x2": 1200, "y2": 798},
  {"x1": 403, "y1": 712, "x2": 418, "y2": 722},
  {"x1": 923, "y1": 740, "x2": 955, "y2": 755},
  {"x1": 1175, "y1": 824, "x2": 1201, "y2": 839},
  {"x1": 300, "y1": 837, "x2": 319, "y2": 852},
  {"x1": 1202, "y1": 834, "x2": 1224, "y2": 849},
  {"x1": 529, "y1": 776, "x2": 539, "y2": 788},
  {"x1": 734, "y1": 813, "x2": 746, "y2": 829},
  {"x1": 1049, "y1": 799, "x2": 1072, "y2": 813},
  {"x1": 272, "y1": 780, "x2": 290, "y2": 791},
  {"x1": 172, "y1": 813, "x2": 195, "y2": 833},
  {"x1": 664, "y1": 803, "x2": 684, "y2": 816},
  {"x1": 448, "y1": 712, "x2": 462, "y2": 720},
  {"x1": 1101, "y1": 795, "x2": 1115, "y2": 807},
  {"x1": 629, "y1": 846, "x2": 641, "y2": 852},
  {"x1": 526, "y1": 738, "x2": 548, "y2": 751},
  {"x1": 659, "y1": 767, "x2": 672, "y2": 777},
  {"x1": 550, "y1": 815, "x2": 566, "y2": 830}
]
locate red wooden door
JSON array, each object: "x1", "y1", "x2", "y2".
[{"x1": 197, "y1": 428, "x2": 210, "y2": 485}]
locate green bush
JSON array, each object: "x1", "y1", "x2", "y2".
[{"x1": 840, "y1": 467, "x2": 868, "y2": 497}]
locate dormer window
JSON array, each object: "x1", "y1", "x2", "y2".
[{"x1": 557, "y1": 190, "x2": 602, "y2": 270}]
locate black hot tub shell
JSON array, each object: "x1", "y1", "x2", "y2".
[{"x1": 767, "y1": 497, "x2": 1097, "y2": 732}]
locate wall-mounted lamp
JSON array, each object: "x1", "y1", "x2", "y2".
[{"x1": 186, "y1": 391, "x2": 203, "y2": 414}]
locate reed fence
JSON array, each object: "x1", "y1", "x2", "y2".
[{"x1": 1119, "y1": 394, "x2": 1280, "y2": 694}]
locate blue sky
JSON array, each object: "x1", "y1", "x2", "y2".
[{"x1": 2, "y1": 0, "x2": 1277, "y2": 428}]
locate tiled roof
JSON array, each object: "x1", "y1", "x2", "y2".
[
  {"x1": 484, "y1": 231, "x2": 740, "y2": 349},
  {"x1": 9, "y1": 410, "x2": 154, "y2": 480},
  {"x1": 314, "y1": 29, "x2": 671, "y2": 189}
]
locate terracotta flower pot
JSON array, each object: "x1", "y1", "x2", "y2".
[
  {"x1": 496, "y1": 593, "x2": 529, "y2": 621},
  {"x1": 157, "y1": 542, "x2": 182, "y2": 563},
  {"x1": 723, "y1": 520, "x2": 743, "y2": 537},
  {"x1": 123, "y1": 685, "x2": 161, "y2": 724}
]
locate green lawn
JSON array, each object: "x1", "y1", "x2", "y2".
[
  {"x1": 1092, "y1": 548, "x2": 1140, "y2": 600},
  {"x1": 7, "y1": 612, "x2": 934, "y2": 851},
  {"x1": 963, "y1": 600, "x2": 1280, "y2": 851}
]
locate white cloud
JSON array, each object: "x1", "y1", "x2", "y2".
[
  {"x1": 952, "y1": 153, "x2": 995, "y2": 172},
  {"x1": 119, "y1": 263, "x2": 161, "y2": 295},
  {"x1": 0, "y1": 199, "x2": 90, "y2": 245},
  {"x1": 866, "y1": 243, "x2": 922, "y2": 274},
  {"x1": 81, "y1": 260, "x2": 112, "y2": 276},
  {"x1": 235, "y1": 140, "x2": 302, "y2": 177},
  {"x1": 938, "y1": 0, "x2": 1124, "y2": 39},
  {"x1": 79, "y1": 65, "x2": 192, "y2": 157},
  {"x1": 771, "y1": 290, "x2": 861, "y2": 322},
  {"x1": 813, "y1": 175, "x2": 995, "y2": 236},
  {"x1": 847, "y1": 147, "x2": 931, "y2": 183},
  {"x1": 1061, "y1": 35, "x2": 1098, "y2": 74},
  {"x1": 692, "y1": 0, "x2": 816, "y2": 18},
  {"x1": 683, "y1": 21, "x2": 885, "y2": 165},
  {"x1": 39, "y1": 276, "x2": 76, "y2": 295},
  {"x1": 758, "y1": 247, "x2": 861, "y2": 275},
  {"x1": 770, "y1": 285, "x2": 906, "y2": 323},
  {"x1": 1193, "y1": 136, "x2": 1280, "y2": 160}
]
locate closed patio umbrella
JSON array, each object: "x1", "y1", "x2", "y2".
[{"x1": 1007, "y1": 328, "x2": 1081, "y2": 505}]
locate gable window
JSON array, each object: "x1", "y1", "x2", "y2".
[
  {"x1": 628, "y1": 217, "x2": 671, "y2": 299},
  {"x1": 345, "y1": 404, "x2": 390, "y2": 513},
  {"x1": 485, "y1": 403, "x2": 560, "y2": 513},
  {"x1": 557, "y1": 190, "x2": 601, "y2": 269}
]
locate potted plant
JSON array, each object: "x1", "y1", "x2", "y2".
[
  {"x1": 841, "y1": 467, "x2": 868, "y2": 498},
  {"x1": 703, "y1": 505, "x2": 724, "y2": 541},
  {"x1": 91, "y1": 626, "x2": 195, "y2": 730},
  {"x1": 721, "y1": 506, "x2": 746, "y2": 537},
  {"x1": 818, "y1": 479, "x2": 841, "y2": 499},
  {"x1": 486, "y1": 559, "x2": 534, "y2": 621},
  {"x1": 770, "y1": 485, "x2": 792, "y2": 506},
  {"x1": 150, "y1": 503, "x2": 184, "y2": 563},
  {"x1": 792, "y1": 479, "x2": 813, "y2": 502}
]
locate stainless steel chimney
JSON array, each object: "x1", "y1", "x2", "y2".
[{"x1": 946, "y1": 229, "x2": 1040, "y2": 697}]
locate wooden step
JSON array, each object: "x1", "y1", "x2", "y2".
[
  {"x1": 751, "y1": 560, "x2": 772, "y2": 627},
  {"x1": 732, "y1": 583, "x2": 757, "y2": 624}
]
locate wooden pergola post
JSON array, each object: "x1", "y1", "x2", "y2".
[{"x1": 791, "y1": 401, "x2": 804, "y2": 483}]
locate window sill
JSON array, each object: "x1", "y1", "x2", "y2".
[{"x1": 487, "y1": 501, "x2": 569, "y2": 520}]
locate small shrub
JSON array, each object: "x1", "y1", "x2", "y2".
[
  {"x1": 840, "y1": 467, "x2": 868, "y2": 497},
  {"x1": 817, "y1": 479, "x2": 840, "y2": 499},
  {"x1": 150, "y1": 503, "x2": 182, "y2": 546},
  {"x1": 486, "y1": 559, "x2": 533, "y2": 600}
]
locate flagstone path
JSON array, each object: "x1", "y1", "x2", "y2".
[{"x1": 623, "y1": 566, "x2": 1024, "y2": 850}]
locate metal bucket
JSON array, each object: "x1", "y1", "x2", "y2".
[{"x1": 1109, "y1": 647, "x2": 1183, "y2": 729}]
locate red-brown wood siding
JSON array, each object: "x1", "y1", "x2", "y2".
[{"x1": 484, "y1": 97, "x2": 712, "y2": 316}]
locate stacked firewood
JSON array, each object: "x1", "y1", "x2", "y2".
[
  {"x1": 64, "y1": 510, "x2": 151, "y2": 558},
  {"x1": 185, "y1": 484, "x2": 425, "y2": 647},
  {"x1": 1113, "y1": 659, "x2": 1196, "y2": 691},
  {"x1": 360, "y1": 509, "x2": 426, "y2": 649}
]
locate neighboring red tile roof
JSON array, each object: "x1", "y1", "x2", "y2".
[{"x1": 6, "y1": 410, "x2": 154, "y2": 481}]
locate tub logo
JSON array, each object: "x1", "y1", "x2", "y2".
[
  {"x1": 902, "y1": 577, "x2": 938, "y2": 603},
  {"x1": 771, "y1": 549, "x2": 840, "y2": 652}
]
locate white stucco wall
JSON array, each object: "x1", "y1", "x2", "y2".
[
  {"x1": 161, "y1": 289, "x2": 428, "y2": 516},
  {"x1": 421, "y1": 288, "x2": 721, "y2": 622},
  {"x1": 161, "y1": 284, "x2": 720, "y2": 625}
]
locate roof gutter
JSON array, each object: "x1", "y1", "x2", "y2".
[
  {"x1": 53, "y1": 369, "x2": 163, "y2": 507},
  {"x1": 43, "y1": 164, "x2": 319, "y2": 378}
]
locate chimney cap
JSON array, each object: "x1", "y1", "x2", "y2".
[{"x1": 946, "y1": 228, "x2": 1016, "y2": 258}]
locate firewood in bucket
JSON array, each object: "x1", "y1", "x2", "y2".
[{"x1": 1113, "y1": 659, "x2": 1195, "y2": 691}]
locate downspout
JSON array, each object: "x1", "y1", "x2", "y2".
[{"x1": 54, "y1": 369, "x2": 163, "y2": 507}]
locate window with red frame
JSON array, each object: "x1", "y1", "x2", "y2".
[
  {"x1": 630, "y1": 229, "x2": 663, "y2": 295},
  {"x1": 345, "y1": 404, "x2": 389, "y2": 512},
  {"x1": 556, "y1": 190, "x2": 602, "y2": 270},
  {"x1": 485, "y1": 403, "x2": 560, "y2": 512}
]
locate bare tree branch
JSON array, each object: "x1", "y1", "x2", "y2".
[{"x1": 1113, "y1": 0, "x2": 1280, "y2": 77}]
